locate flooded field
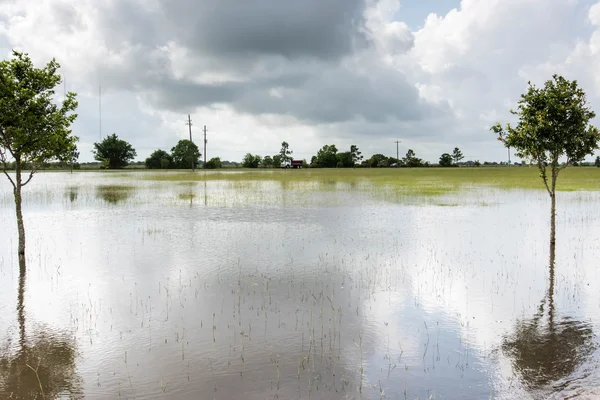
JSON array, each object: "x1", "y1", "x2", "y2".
[{"x1": 0, "y1": 170, "x2": 599, "y2": 399}]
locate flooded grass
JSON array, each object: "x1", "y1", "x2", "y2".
[
  {"x1": 96, "y1": 185, "x2": 135, "y2": 204},
  {"x1": 0, "y1": 171, "x2": 599, "y2": 399},
  {"x1": 142, "y1": 166, "x2": 600, "y2": 192}
]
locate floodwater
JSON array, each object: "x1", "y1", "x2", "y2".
[{"x1": 0, "y1": 171, "x2": 599, "y2": 399}]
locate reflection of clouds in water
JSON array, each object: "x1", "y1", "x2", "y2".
[
  {"x1": 398, "y1": 191, "x2": 600, "y2": 397},
  {"x1": 1, "y1": 174, "x2": 599, "y2": 398}
]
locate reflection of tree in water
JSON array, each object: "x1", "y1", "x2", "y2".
[
  {"x1": 0, "y1": 257, "x2": 82, "y2": 399},
  {"x1": 502, "y1": 245, "x2": 597, "y2": 391},
  {"x1": 96, "y1": 185, "x2": 133, "y2": 204}
]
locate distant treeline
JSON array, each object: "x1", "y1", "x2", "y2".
[{"x1": 4, "y1": 140, "x2": 599, "y2": 170}]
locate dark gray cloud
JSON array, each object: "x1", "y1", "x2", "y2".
[
  {"x1": 46, "y1": 0, "x2": 441, "y2": 132},
  {"x1": 231, "y1": 60, "x2": 443, "y2": 123},
  {"x1": 156, "y1": 0, "x2": 370, "y2": 61},
  {"x1": 140, "y1": 55, "x2": 447, "y2": 125},
  {"x1": 97, "y1": 1, "x2": 166, "y2": 47}
]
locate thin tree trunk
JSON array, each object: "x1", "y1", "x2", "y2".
[
  {"x1": 14, "y1": 162, "x2": 26, "y2": 258},
  {"x1": 548, "y1": 236, "x2": 555, "y2": 328},
  {"x1": 18, "y1": 254, "x2": 26, "y2": 347}
]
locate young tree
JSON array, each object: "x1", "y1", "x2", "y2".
[
  {"x1": 452, "y1": 147, "x2": 464, "y2": 164},
  {"x1": 439, "y1": 153, "x2": 453, "y2": 167},
  {"x1": 0, "y1": 50, "x2": 78, "y2": 258},
  {"x1": 491, "y1": 74, "x2": 600, "y2": 249},
  {"x1": 145, "y1": 149, "x2": 172, "y2": 169},
  {"x1": 93, "y1": 133, "x2": 137, "y2": 169},
  {"x1": 171, "y1": 139, "x2": 200, "y2": 170},
  {"x1": 279, "y1": 141, "x2": 292, "y2": 162}
]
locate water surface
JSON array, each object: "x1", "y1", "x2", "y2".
[{"x1": 0, "y1": 171, "x2": 599, "y2": 399}]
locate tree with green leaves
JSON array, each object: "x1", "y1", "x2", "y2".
[
  {"x1": 171, "y1": 139, "x2": 200, "y2": 170},
  {"x1": 242, "y1": 153, "x2": 262, "y2": 168},
  {"x1": 452, "y1": 147, "x2": 464, "y2": 164},
  {"x1": 272, "y1": 154, "x2": 282, "y2": 168},
  {"x1": 439, "y1": 153, "x2": 453, "y2": 167},
  {"x1": 279, "y1": 141, "x2": 292, "y2": 162},
  {"x1": 205, "y1": 157, "x2": 222, "y2": 169},
  {"x1": 0, "y1": 50, "x2": 78, "y2": 259},
  {"x1": 350, "y1": 145, "x2": 363, "y2": 165},
  {"x1": 93, "y1": 133, "x2": 136, "y2": 169},
  {"x1": 595, "y1": 156, "x2": 600, "y2": 167},
  {"x1": 145, "y1": 149, "x2": 172, "y2": 169},
  {"x1": 314, "y1": 144, "x2": 338, "y2": 168},
  {"x1": 402, "y1": 149, "x2": 423, "y2": 167},
  {"x1": 368, "y1": 154, "x2": 387, "y2": 168},
  {"x1": 262, "y1": 155, "x2": 273, "y2": 168},
  {"x1": 491, "y1": 74, "x2": 600, "y2": 249},
  {"x1": 335, "y1": 151, "x2": 352, "y2": 168}
]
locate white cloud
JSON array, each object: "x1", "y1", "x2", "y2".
[{"x1": 0, "y1": 0, "x2": 599, "y2": 163}]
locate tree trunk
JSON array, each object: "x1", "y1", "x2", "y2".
[
  {"x1": 18, "y1": 254, "x2": 26, "y2": 347},
  {"x1": 548, "y1": 235, "x2": 555, "y2": 327},
  {"x1": 14, "y1": 162, "x2": 26, "y2": 258}
]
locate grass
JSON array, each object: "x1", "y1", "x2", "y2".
[
  {"x1": 96, "y1": 185, "x2": 135, "y2": 204},
  {"x1": 141, "y1": 167, "x2": 600, "y2": 193}
]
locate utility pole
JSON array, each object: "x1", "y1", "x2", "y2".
[
  {"x1": 508, "y1": 147, "x2": 511, "y2": 165},
  {"x1": 186, "y1": 114, "x2": 194, "y2": 171},
  {"x1": 395, "y1": 140, "x2": 401, "y2": 164},
  {"x1": 203, "y1": 125, "x2": 207, "y2": 169}
]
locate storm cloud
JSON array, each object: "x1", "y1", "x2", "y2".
[{"x1": 1, "y1": 0, "x2": 599, "y2": 163}]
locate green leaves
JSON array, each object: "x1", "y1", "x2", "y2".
[
  {"x1": 170, "y1": 139, "x2": 200, "y2": 169},
  {"x1": 93, "y1": 133, "x2": 137, "y2": 169},
  {"x1": 0, "y1": 50, "x2": 79, "y2": 186},
  {"x1": 491, "y1": 75, "x2": 600, "y2": 195},
  {"x1": 279, "y1": 141, "x2": 292, "y2": 162}
]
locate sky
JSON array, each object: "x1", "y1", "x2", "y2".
[{"x1": 1, "y1": 0, "x2": 600, "y2": 164}]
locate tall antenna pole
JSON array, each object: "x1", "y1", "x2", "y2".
[
  {"x1": 203, "y1": 125, "x2": 207, "y2": 169},
  {"x1": 186, "y1": 115, "x2": 194, "y2": 171},
  {"x1": 395, "y1": 140, "x2": 401, "y2": 164},
  {"x1": 99, "y1": 85, "x2": 102, "y2": 140}
]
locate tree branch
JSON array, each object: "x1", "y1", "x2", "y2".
[
  {"x1": 1, "y1": 168, "x2": 16, "y2": 189},
  {"x1": 0, "y1": 149, "x2": 16, "y2": 189},
  {"x1": 21, "y1": 163, "x2": 36, "y2": 186}
]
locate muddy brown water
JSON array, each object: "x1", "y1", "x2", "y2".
[{"x1": 0, "y1": 171, "x2": 599, "y2": 399}]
